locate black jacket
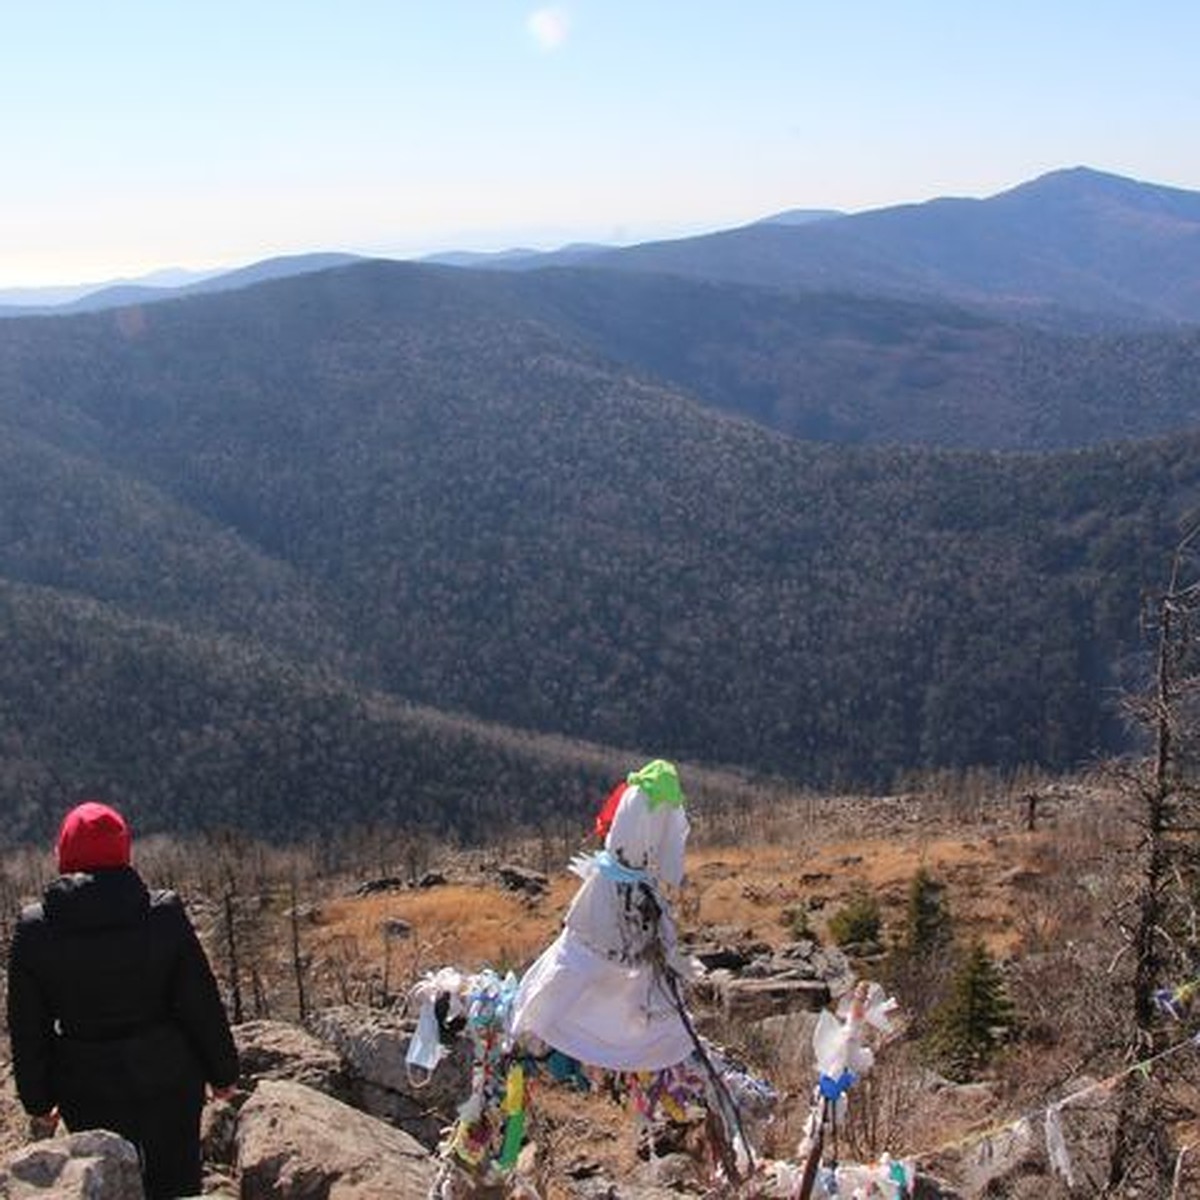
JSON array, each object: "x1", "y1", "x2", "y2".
[{"x1": 7, "y1": 867, "x2": 239, "y2": 1117}]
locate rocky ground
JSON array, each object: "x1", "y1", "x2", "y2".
[{"x1": 0, "y1": 776, "x2": 1188, "y2": 1196}]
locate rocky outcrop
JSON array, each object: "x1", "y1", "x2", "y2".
[
  {"x1": 234, "y1": 1018, "x2": 351, "y2": 1099},
  {"x1": 749, "y1": 1010, "x2": 823, "y2": 1082},
  {"x1": 925, "y1": 1115, "x2": 1067, "y2": 1199},
  {"x1": 0, "y1": 1130, "x2": 144, "y2": 1199},
  {"x1": 354, "y1": 877, "x2": 406, "y2": 896},
  {"x1": 715, "y1": 975, "x2": 832, "y2": 1020},
  {"x1": 692, "y1": 938, "x2": 854, "y2": 1020},
  {"x1": 237, "y1": 1078, "x2": 436, "y2": 1200},
  {"x1": 308, "y1": 1006, "x2": 470, "y2": 1146}
]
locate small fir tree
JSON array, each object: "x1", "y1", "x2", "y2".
[
  {"x1": 827, "y1": 887, "x2": 883, "y2": 948},
  {"x1": 925, "y1": 939, "x2": 1014, "y2": 1082},
  {"x1": 902, "y1": 867, "x2": 953, "y2": 958},
  {"x1": 887, "y1": 867, "x2": 954, "y2": 1032}
]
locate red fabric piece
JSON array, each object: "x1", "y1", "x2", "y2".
[
  {"x1": 57, "y1": 801, "x2": 132, "y2": 873},
  {"x1": 593, "y1": 781, "x2": 628, "y2": 839}
]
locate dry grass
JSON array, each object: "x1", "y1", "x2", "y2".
[
  {"x1": 310, "y1": 879, "x2": 578, "y2": 990},
  {"x1": 309, "y1": 786, "x2": 1120, "y2": 987}
]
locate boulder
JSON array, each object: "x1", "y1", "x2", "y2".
[
  {"x1": 309, "y1": 1006, "x2": 471, "y2": 1146},
  {"x1": 719, "y1": 977, "x2": 831, "y2": 1020},
  {"x1": 234, "y1": 1019, "x2": 351, "y2": 1099},
  {"x1": 924, "y1": 1114, "x2": 1053, "y2": 1198},
  {"x1": 0, "y1": 1129, "x2": 144, "y2": 1199},
  {"x1": 685, "y1": 934, "x2": 771, "y2": 973},
  {"x1": 750, "y1": 1010, "x2": 822, "y2": 1082},
  {"x1": 237, "y1": 1078, "x2": 435, "y2": 1200},
  {"x1": 692, "y1": 936, "x2": 853, "y2": 1022},
  {"x1": 495, "y1": 865, "x2": 548, "y2": 897},
  {"x1": 355, "y1": 878, "x2": 406, "y2": 896},
  {"x1": 688, "y1": 943, "x2": 754, "y2": 972}
]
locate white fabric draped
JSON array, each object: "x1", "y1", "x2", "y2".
[{"x1": 509, "y1": 784, "x2": 693, "y2": 1071}]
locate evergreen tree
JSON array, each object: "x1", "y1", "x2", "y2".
[
  {"x1": 902, "y1": 867, "x2": 952, "y2": 959},
  {"x1": 925, "y1": 940, "x2": 1014, "y2": 1082},
  {"x1": 886, "y1": 868, "x2": 954, "y2": 1033},
  {"x1": 827, "y1": 887, "x2": 883, "y2": 948}
]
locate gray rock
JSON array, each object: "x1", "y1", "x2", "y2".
[
  {"x1": 687, "y1": 944, "x2": 753, "y2": 972},
  {"x1": 751, "y1": 1010, "x2": 822, "y2": 1081},
  {"x1": 237, "y1": 1078, "x2": 435, "y2": 1200},
  {"x1": 234, "y1": 1018, "x2": 351, "y2": 1099},
  {"x1": 912, "y1": 1172, "x2": 965, "y2": 1199},
  {"x1": 495, "y1": 865, "x2": 548, "y2": 896},
  {"x1": 309, "y1": 1005, "x2": 471, "y2": 1146},
  {"x1": 200, "y1": 1096, "x2": 241, "y2": 1171},
  {"x1": 355, "y1": 877, "x2": 406, "y2": 896},
  {"x1": 0, "y1": 1129, "x2": 144, "y2": 1199},
  {"x1": 720, "y1": 976, "x2": 831, "y2": 1020}
]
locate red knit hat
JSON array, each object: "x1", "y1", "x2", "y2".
[{"x1": 56, "y1": 802, "x2": 132, "y2": 873}]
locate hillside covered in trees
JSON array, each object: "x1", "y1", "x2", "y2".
[{"x1": 2, "y1": 259, "x2": 1199, "y2": 843}]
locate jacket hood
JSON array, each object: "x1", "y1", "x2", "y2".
[{"x1": 43, "y1": 866, "x2": 150, "y2": 932}]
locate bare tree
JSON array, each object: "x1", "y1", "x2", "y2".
[
  {"x1": 1109, "y1": 520, "x2": 1200, "y2": 1192},
  {"x1": 289, "y1": 859, "x2": 308, "y2": 1023}
]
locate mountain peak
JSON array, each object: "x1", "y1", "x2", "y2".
[{"x1": 998, "y1": 165, "x2": 1200, "y2": 215}]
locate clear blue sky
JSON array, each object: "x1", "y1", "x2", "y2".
[{"x1": 3, "y1": 0, "x2": 1198, "y2": 287}]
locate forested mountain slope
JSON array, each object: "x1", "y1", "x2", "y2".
[
  {"x1": 1, "y1": 261, "x2": 1198, "y2": 840},
  {"x1": 475, "y1": 267, "x2": 1200, "y2": 450},
  {"x1": 0, "y1": 577, "x2": 628, "y2": 841}
]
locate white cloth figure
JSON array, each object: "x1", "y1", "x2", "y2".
[{"x1": 509, "y1": 766, "x2": 693, "y2": 1071}]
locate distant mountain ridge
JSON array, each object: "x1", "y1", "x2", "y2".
[
  {"x1": 0, "y1": 252, "x2": 364, "y2": 316},
  {"x1": 754, "y1": 208, "x2": 845, "y2": 227},
  {"x1": 526, "y1": 167, "x2": 1200, "y2": 328},
  {"x1": 7, "y1": 167, "x2": 1200, "y2": 330}
]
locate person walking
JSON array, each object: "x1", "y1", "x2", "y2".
[{"x1": 7, "y1": 800, "x2": 239, "y2": 1199}]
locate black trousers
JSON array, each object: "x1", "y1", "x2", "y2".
[{"x1": 60, "y1": 1088, "x2": 204, "y2": 1200}]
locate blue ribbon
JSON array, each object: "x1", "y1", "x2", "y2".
[
  {"x1": 571, "y1": 849, "x2": 651, "y2": 886},
  {"x1": 818, "y1": 1069, "x2": 857, "y2": 1101}
]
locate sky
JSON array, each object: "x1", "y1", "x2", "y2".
[{"x1": 3, "y1": 0, "x2": 1199, "y2": 289}]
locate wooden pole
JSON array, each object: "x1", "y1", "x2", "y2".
[{"x1": 795, "y1": 1095, "x2": 827, "y2": 1200}]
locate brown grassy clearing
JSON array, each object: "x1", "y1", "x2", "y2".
[{"x1": 310, "y1": 797, "x2": 1080, "y2": 981}]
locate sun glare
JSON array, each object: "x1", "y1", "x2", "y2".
[{"x1": 527, "y1": 6, "x2": 569, "y2": 51}]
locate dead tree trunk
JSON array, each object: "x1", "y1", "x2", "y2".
[
  {"x1": 1110, "y1": 521, "x2": 1200, "y2": 1192},
  {"x1": 1132, "y1": 522, "x2": 1200, "y2": 1037},
  {"x1": 290, "y1": 863, "x2": 308, "y2": 1023},
  {"x1": 223, "y1": 889, "x2": 244, "y2": 1025}
]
